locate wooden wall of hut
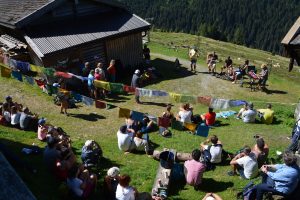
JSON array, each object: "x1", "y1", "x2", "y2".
[{"x1": 106, "y1": 33, "x2": 143, "y2": 68}]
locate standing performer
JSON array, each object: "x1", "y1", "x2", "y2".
[{"x1": 189, "y1": 48, "x2": 200, "y2": 72}]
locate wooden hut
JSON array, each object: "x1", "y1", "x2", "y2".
[
  {"x1": 0, "y1": 0, "x2": 151, "y2": 69},
  {"x1": 281, "y1": 16, "x2": 300, "y2": 71}
]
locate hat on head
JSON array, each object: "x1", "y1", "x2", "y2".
[
  {"x1": 84, "y1": 140, "x2": 93, "y2": 147},
  {"x1": 134, "y1": 69, "x2": 140, "y2": 74},
  {"x1": 38, "y1": 118, "x2": 46, "y2": 125},
  {"x1": 107, "y1": 167, "x2": 120, "y2": 178}
]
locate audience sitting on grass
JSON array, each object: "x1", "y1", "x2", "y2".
[
  {"x1": 5, "y1": 95, "x2": 22, "y2": 112},
  {"x1": 67, "y1": 164, "x2": 97, "y2": 199},
  {"x1": 10, "y1": 106, "x2": 21, "y2": 128},
  {"x1": 257, "y1": 104, "x2": 274, "y2": 125},
  {"x1": 104, "y1": 167, "x2": 120, "y2": 200},
  {"x1": 241, "y1": 102, "x2": 257, "y2": 123},
  {"x1": 202, "y1": 193, "x2": 223, "y2": 200},
  {"x1": 252, "y1": 137, "x2": 269, "y2": 168},
  {"x1": 176, "y1": 103, "x2": 192, "y2": 123},
  {"x1": 236, "y1": 103, "x2": 248, "y2": 119},
  {"x1": 116, "y1": 174, "x2": 138, "y2": 200},
  {"x1": 117, "y1": 125, "x2": 136, "y2": 154},
  {"x1": 43, "y1": 136, "x2": 76, "y2": 173},
  {"x1": 253, "y1": 151, "x2": 299, "y2": 200},
  {"x1": 184, "y1": 149, "x2": 206, "y2": 191},
  {"x1": 201, "y1": 107, "x2": 216, "y2": 126},
  {"x1": 200, "y1": 135, "x2": 223, "y2": 164},
  {"x1": 134, "y1": 131, "x2": 150, "y2": 155},
  {"x1": 162, "y1": 104, "x2": 174, "y2": 120},
  {"x1": 286, "y1": 118, "x2": 300, "y2": 153},
  {"x1": 2, "y1": 102, "x2": 11, "y2": 124},
  {"x1": 228, "y1": 146, "x2": 258, "y2": 179},
  {"x1": 37, "y1": 118, "x2": 48, "y2": 141},
  {"x1": 20, "y1": 107, "x2": 38, "y2": 131},
  {"x1": 81, "y1": 140, "x2": 103, "y2": 168}
]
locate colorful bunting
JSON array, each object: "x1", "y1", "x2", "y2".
[
  {"x1": 197, "y1": 96, "x2": 212, "y2": 106},
  {"x1": 180, "y1": 95, "x2": 197, "y2": 104},
  {"x1": 30, "y1": 64, "x2": 42, "y2": 73},
  {"x1": 0, "y1": 66, "x2": 11, "y2": 78},
  {"x1": 24, "y1": 75, "x2": 34, "y2": 85},
  {"x1": 55, "y1": 71, "x2": 73, "y2": 79},
  {"x1": 11, "y1": 71, "x2": 23, "y2": 81},
  {"x1": 118, "y1": 107, "x2": 131, "y2": 118},
  {"x1": 169, "y1": 92, "x2": 181, "y2": 103},
  {"x1": 110, "y1": 83, "x2": 124, "y2": 93},
  {"x1": 210, "y1": 98, "x2": 230, "y2": 110},
  {"x1": 16, "y1": 61, "x2": 30, "y2": 73},
  {"x1": 130, "y1": 111, "x2": 144, "y2": 122},
  {"x1": 95, "y1": 100, "x2": 106, "y2": 109},
  {"x1": 82, "y1": 96, "x2": 94, "y2": 106},
  {"x1": 94, "y1": 80, "x2": 111, "y2": 91},
  {"x1": 123, "y1": 85, "x2": 136, "y2": 93}
]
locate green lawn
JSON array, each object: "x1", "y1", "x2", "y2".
[{"x1": 0, "y1": 31, "x2": 298, "y2": 200}]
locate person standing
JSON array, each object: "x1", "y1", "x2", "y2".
[
  {"x1": 189, "y1": 48, "x2": 199, "y2": 72},
  {"x1": 131, "y1": 69, "x2": 142, "y2": 104},
  {"x1": 107, "y1": 59, "x2": 116, "y2": 82},
  {"x1": 143, "y1": 44, "x2": 151, "y2": 64}
]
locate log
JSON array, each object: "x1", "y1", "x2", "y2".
[{"x1": 152, "y1": 150, "x2": 192, "y2": 162}]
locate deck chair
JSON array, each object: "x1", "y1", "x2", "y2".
[{"x1": 195, "y1": 123, "x2": 210, "y2": 137}]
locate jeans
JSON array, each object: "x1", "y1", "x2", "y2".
[{"x1": 255, "y1": 174, "x2": 285, "y2": 200}]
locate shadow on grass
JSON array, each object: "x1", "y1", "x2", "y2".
[
  {"x1": 263, "y1": 88, "x2": 287, "y2": 95},
  {"x1": 104, "y1": 93, "x2": 130, "y2": 103},
  {"x1": 201, "y1": 178, "x2": 234, "y2": 192},
  {"x1": 141, "y1": 58, "x2": 195, "y2": 86},
  {"x1": 69, "y1": 113, "x2": 106, "y2": 121},
  {"x1": 142, "y1": 101, "x2": 169, "y2": 107}
]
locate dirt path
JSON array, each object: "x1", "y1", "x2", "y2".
[{"x1": 151, "y1": 53, "x2": 233, "y2": 97}]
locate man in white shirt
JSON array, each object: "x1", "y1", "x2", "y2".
[
  {"x1": 117, "y1": 125, "x2": 136, "y2": 152},
  {"x1": 242, "y1": 103, "x2": 257, "y2": 123},
  {"x1": 228, "y1": 146, "x2": 258, "y2": 179},
  {"x1": 200, "y1": 135, "x2": 222, "y2": 164}
]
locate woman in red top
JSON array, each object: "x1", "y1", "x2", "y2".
[
  {"x1": 107, "y1": 59, "x2": 116, "y2": 82},
  {"x1": 201, "y1": 107, "x2": 216, "y2": 126}
]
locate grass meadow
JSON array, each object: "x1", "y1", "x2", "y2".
[{"x1": 0, "y1": 31, "x2": 299, "y2": 200}]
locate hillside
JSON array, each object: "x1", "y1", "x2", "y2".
[
  {"x1": 121, "y1": 0, "x2": 300, "y2": 54},
  {"x1": 0, "y1": 31, "x2": 299, "y2": 200}
]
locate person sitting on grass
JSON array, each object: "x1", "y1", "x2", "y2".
[
  {"x1": 162, "y1": 104, "x2": 174, "y2": 120},
  {"x1": 43, "y1": 136, "x2": 76, "y2": 174},
  {"x1": 232, "y1": 59, "x2": 249, "y2": 84},
  {"x1": 242, "y1": 103, "x2": 257, "y2": 123},
  {"x1": 176, "y1": 104, "x2": 192, "y2": 123},
  {"x1": 200, "y1": 135, "x2": 223, "y2": 164},
  {"x1": 117, "y1": 125, "x2": 136, "y2": 154},
  {"x1": 2, "y1": 102, "x2": 11, "y2": 124},
  {"x1": 252, "y1": 137, "x2": 269, "y2": 168},
  {"x1": 104, "y1": 167, "x2": 120, "y2": 200},
  {"x1": 37, "y1": 118, "x2": 48, "y2": 141},
  {"x1": 201, "y1": 107, "x2": 216, "y2": 126},
  {"x1": 10, "y1": 105, "x2": 21, "y2": 128},
  {"x1": 67, "y1": 164, "x2": 97, "y2": 199},
  {"x1": 253, "y1": 151, "x2": 299, "y2": 200},
  {"x1": 184, "y1": 149, "x2": 206, "y2": 191},
  {"x1": 116, "y1": 174, "x2": 138, "y2": 200},
  {"x1": 4, "y1": 95, "x2": 22, "y2": 112},
  {"x1": 236, "y1": 103, "x2": 248, "y2": 119},
  {"x1": 20, "y1": 107, "x2": 38, "y2": 131},
  {"x1": 228, "y1": 146, "x2": 258, "y2": 179},
  {"x1": 133, "y1": 131, "x2": 150, "y2": 155},
  {"x1": 202, "y1": 193, "x2": 223, "y2": 200},
  {"x1": 257, "y1": 104, "x2": 274, "y2": 125},
  {"x1": 220, "y1": 56, "x2": 233, "y2": 75}
]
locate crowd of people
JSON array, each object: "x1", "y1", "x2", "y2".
[{"x1": 1, "y1": 46, "x2": 300, "y2": 200}]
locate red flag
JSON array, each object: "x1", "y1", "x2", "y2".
[
  {"x1": 55, "y1": 71, "x2": 73, "y2": 79},
  {"x1": 123, "y1": 85, "x2": 136, "y2": 93},
  {"x1": 95, "y1": 100, "x2": 106, "y2": 109}
]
